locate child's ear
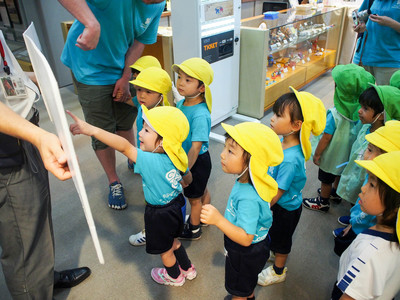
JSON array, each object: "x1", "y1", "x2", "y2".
[
  {"x1": 199, "y1": 83, "x2": 206, "y2": 93},
  {"x1": 292, "y1": 120, "x2": 303, "y2": 131}
]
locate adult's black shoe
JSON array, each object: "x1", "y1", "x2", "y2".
[{"x1": 54, "y1": 267, "x2": 91, "y2": 289}]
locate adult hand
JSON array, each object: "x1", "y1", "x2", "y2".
[
  {"x1": 353, "y1": 21, "x2": 366, "y2": 33},
  {"x1": 75, "y1": 22, "x2": 100, "y2": 50},
  {"x1": 200, "y1": 204, "x2": 222, "y2": 226},
  {"x1": 369, "y1": 14, "x2": 395, "y2": 27},
  {"x1": 37, "y1": 132, "x2": 71, "y2": 181},
  {"x1": 112, "y1": 77, "x2": 131, "y2": 102},
  {"x1": 313, "y1": 153, "x2": 321, "y2": 166}
]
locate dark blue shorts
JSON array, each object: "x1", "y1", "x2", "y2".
[
  {"x1": 145, "y1": 194, "x2": 185, "y2": 255},
  {"x1": 184, "y1": 151, "x2": 211, "y2": 198}
]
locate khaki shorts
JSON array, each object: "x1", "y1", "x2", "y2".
[{"x1": 75, "y1": 79, "x2": 137, "y2": 150}]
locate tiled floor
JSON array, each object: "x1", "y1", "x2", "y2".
[{"x1": 1, "y1": 72, "x2": 386, "y2": 300}]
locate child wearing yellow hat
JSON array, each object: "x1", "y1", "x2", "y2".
[
  {"x1": 257, "y1": 87, "x2": 326, "y2": 286},
  {"x1": 130, "y1": 55, "x2": 162, "y2": 79},
  {"x1": 172, "y1": 57, "x2": 214, "y2": 240},
  {"x1": 335, "y1": 85, "x2": 385, "y2": 205},
  {"x1": 303, "y1": 64, "x2": 375, "y2": 212},
  {"x1": 331, "y1": 151, "x2": 400, "y2": 300},
  {"x1": 123, "y1": 66, "x2": 172, "y2": 246},
  {"x1": 201, "y1": 122, "x2": 283, "y2": 300},
  {"x1": 333, "y1": 120, "x2": 400, "y2": 256},
  {"x1": 67, "y1": 106, "x2": 196, "y2": 286}
]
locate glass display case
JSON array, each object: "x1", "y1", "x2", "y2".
[{"x1": 238, "y1": 6, "x2": 345, "y2": 118}]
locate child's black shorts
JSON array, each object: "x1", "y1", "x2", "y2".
[
  {"x1": 224, "y1": 235, "x2": 270, "y2": 297},
  {"x1": 269, "y1": 204, "x2": 302, "y2": 254},
  {"x1": 318, "y1": 168, "x2": 337, "y2": 184},
  {"x1": 184, "y1": 151, "x2": 212, "y2": 199},
  {"x1": 145, "y1": 194, "x2": 185, "y2": 255}
]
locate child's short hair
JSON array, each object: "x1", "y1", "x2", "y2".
[
  {"x1": 359, "y1": 87, "x2": 384, "y2": 117},
  {"x1": 273, "y1": 92, "x2": 304, "y2": 124},
  {"x1": 375, "y1": 175, "x2": 400, "y2": 243}
]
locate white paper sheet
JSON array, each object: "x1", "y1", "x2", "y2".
[{"x1": 23, "y1": 23, "x2": 104, "y2": 264}]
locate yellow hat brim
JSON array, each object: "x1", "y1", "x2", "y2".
[{"x1": 365, "y1": 132, "x2": 399, "y2": 153}]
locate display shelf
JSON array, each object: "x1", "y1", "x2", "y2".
[{"x1": 238, "y1": 6, "x2": 345, "y2": 118}]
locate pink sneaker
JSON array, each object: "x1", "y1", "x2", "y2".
[
  {"x1": 180, "y1": 264, "x2": 197, "y2": 280},
  {"x1": 151, "y1": 268, "x2": 185, "y2": 286}
]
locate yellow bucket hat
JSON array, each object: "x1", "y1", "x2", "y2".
[
  {"x1": 172, "y1": 57, "x2": 214, "y2": 112},
  {"x1": 142, "y1": 105, "x2": 189, "y2": 172},
  {"x1": 366, "y1": 120, "x2": 400, "y2": 153},
  {"x1": 290, "y1": 87, "x2": 326, "y2": 161},
  {"x1": 355, "y1": 151, "x2": 400, "y2": 242},
  {"x1": 130, "y1": 55, "x2": 162, "y2": 72},
  {"x1": 130, "y1": 67, "x2": 172, "y2": 106},
  {"x1": 221, "y1": 122, "x2": 284, "y2": 202}
]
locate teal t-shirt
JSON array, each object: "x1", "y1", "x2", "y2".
[
  {"x1": 268, "y1": 144, "x2": 306, "y2": 211},
  {"x1": 134, "y1": 149, "x2": 182, "y2": 206},
  {"x1": 61, "y1": 0, "x2": 165, "y2": 85},
  {"x1": 353, "y1": 0, "x2": 400, "y2": 68},
  {"x1": 224, "y1": 181, "x2": 272, "y2": 244},
  {"x1": 176, "y1": 99, "x2": 211, "y2": 155}
]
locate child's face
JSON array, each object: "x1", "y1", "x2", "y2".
[
  {"x1": 176, "y1": 71, "x2": 204, "y2": 98},
  {"x1": 359, "y1": 173, "x2": 385, "y2": 216},
  {"x1": 363, "y1": 143, "x2": 384, "y2": 160},
  {"x1": 138, "y1": 122, "x2": 161, "y2": 152},
  {"x1": 135, "y1": 86, "x2": 162, "y2": 109},
  {"x1": 220, "y1": 138, "x2": 247, "y2": 175},
  {"x1": 358, "y1": 105, "x2": 377, "y2": 124},
  {"x1": 270, "y1": 106, "x2": 296, "y2": 136}
]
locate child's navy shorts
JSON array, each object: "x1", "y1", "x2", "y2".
[
  {"x1": 318, "y1": 168, "x2": 337, "y2": 184},
  {"x1": 224, "y1": 235, "x2": 270, "y2": 297},
  {"x1": 269, "y1": 204, "x2": 302, "y2": 254},
  {"x1": 184, "y1": 151, "x2": 211, "y2": 198},
  {"x1": 145, "y1": 194, "x2": 185, "y2": 255}
]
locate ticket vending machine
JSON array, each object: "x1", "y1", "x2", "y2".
[{"x1": 171, "y1": 0, "x2": 241, "y2": 127}]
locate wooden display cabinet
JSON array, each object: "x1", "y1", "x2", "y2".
[{"x1": 238, "y1": 6, "x2": 345, "y2": 118}]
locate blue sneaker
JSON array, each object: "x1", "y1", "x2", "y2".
[
  {"x1": 338, "y1": 216, "x2": 350, "y2": 226},
  {"x1": 332, "y1": 227, "x2": 344, "y2": 238},
  {"x1": 108, "y1": 181, "x2": 127, "y2": 210}
]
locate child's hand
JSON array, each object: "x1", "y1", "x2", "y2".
[
  {"x1": 200, "y1": 204, "x2": 222, "y2": 226},
  {"x1": 66, "y1": 110, "x2": 95, "y2": 136},
  {"x1": 180, "y1": 171, "x2": 193, "y2": 188},
  {"x1": 313, "y1": 153, "x2": 321, "y2": 166}
]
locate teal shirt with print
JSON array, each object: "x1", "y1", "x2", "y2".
[
  {"x1": 131, "y1": 96, "x2": 143, "y2": 145},
  {"x1": 268, "y1": 144, "x2": 306, "y2": 211},
  {"x1": 224, "y1": 181, "x2": 272, "y2": 244},
  {"x1": 176, "y1": 99, "x2": 211, "y2": 155},
  {"x1": 61, "y1": 0, "x2": 165, "y2": 85},
  {"x1": 134, "y1": 149, "x2": 182, "y2": 205}
]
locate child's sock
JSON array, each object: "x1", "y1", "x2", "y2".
[
  {"x1": 319, "y1": 196, "x2": 330, "y2": 204},
  {"x1": 174, "y1": 245, "x2": 192, "y2": 271},
  {"x1": 273, "y1": 264, "x2": 285, "y2": 275},
  {"x1": 189, "y1": 223, "x2": 201, "y2": 233},
  {"x1": 165, "y1": 261, "x2": 180, "y2": 279}
]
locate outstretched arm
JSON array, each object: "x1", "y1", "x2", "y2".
[
  {"x1": 200, "y1": 204, "x2": 254, "y2": 246},
  {"x1": 58, "y1": 0, "x2": 100, "y2": 50},
  {"x1": 67, "y1": 110, "x2": 137, "y2": 163},
  {"x1": 0, "y1": 102, "x2": 71, "y2": 180}
]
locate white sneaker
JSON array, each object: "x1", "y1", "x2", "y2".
[
  {"x1": 258, "y1": 265, "x2": 287, "y2": 286},
  {"x1": 129, "y1": 229, "x2": 146, "y2": 246}
]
